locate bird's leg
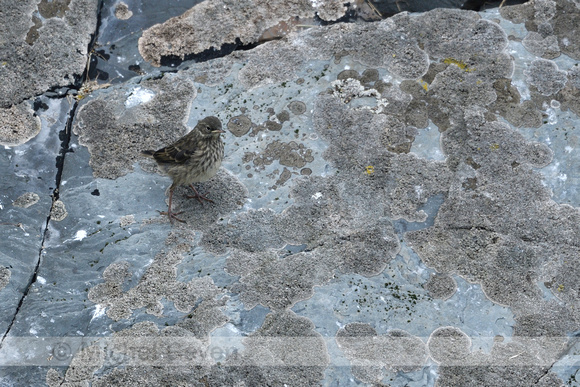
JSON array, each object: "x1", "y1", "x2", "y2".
[
  {"x1": 158, "y1": 187, "x2": 185, "y2": 223},
  {"x1": 186, "y1": 184, "x2": 214, "y2": 204}
]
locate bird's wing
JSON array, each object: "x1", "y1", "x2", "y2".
[{"x1": 153, "y1": 137, "x2": 198, "y2": 164}]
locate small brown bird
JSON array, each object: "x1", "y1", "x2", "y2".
[{"x1": 142, "y1": 116, "x2": 225, "y2": 223}]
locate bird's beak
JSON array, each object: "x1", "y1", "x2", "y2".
[{"x1": 212, "y1": 129, "x2": 226, "y2": 134}]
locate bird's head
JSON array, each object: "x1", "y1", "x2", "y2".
[{"x1": 197, "y1": 116, "x2": 225, "y2": 138}]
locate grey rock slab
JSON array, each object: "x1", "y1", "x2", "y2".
[
  {"x1": 2, "y1": 3, "x2": 580, "y2": 387},
  {"x1": 0, "y1": 97, "x2": 74, "y2": 387},
  {"x1": 295, "y1": 252, "x2": 515, "y2": 386},
  {"x1": 53, "y1": 7, "x2": 580, "y2": 385},
  {"x1": 0, "y1": 0, "x2": 97, "y2": 155},
  {"x1": 0, "y1": 0, "x2": 98, "y2": 107},
  {"x1": 500, "y1": 0, "x2": 580, "y2": 60},
  {"x1": 73, "y1": 73, "x2": 198, "y2": 179},
  {"x1": 138, "y1": 0, "x2": 347, "y2": 67},
  {"x1": 93, "y1": 0, "x2": 205, "y2": 81},
  {"x1": 0, "y1": 96, "x2": 71, "y2": 338}
]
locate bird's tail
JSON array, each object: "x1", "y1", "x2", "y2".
[{"x1": 141, "y1": 150, "x2": 155, "y2": 157}]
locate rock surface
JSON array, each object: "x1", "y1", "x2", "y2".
[{"x1": 1, "y1": 0, "x2": 580, "y2": 386}]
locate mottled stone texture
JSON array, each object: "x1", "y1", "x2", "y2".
[
  {"x1": 0, "y1": 102, "x2": 41, "y2": 146},
  {"x1": 0, "y1": 0, "x2": 98, "y2": 107},
  {"x1": 62, "y1": 5, "x2": 580, "y2": 385},
  {"x1": 0, "y1": 0, "x2": 97, "y2": 145},
  {"x1": 138, "y1": 0, "x2": 347, "y2": 66},
  {"x1": 2, "y1": 1, "x2": 580, "y2": 386},
  {"x1": 74, "y1": 73, "x2": 198, "y2": 179},
  {"x1": 501, "y1": 0, "x2": 580, "y2": 60},
  {"x1": 336, "y1": 323, "x2": 427, "y2": 383},
  {"x1": 0, "y1": 267, "x2": 10, "y2": 291},
  {"x1": 11, "y1": 192, "x2": 40, "y2": 209}
]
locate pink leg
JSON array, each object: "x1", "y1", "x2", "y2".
[
  {"x1": 159, "y1": 188, "x2": 185, "y2": 223},
  {"x1": 186, "y1": 184, "x2": 214, "y2": 204}
]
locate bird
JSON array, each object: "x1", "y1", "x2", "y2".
[{"x1": 142, "y1": 116, "x2": 225, "y2": 223}]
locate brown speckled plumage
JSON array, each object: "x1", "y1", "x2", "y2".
[{"x1": 142, "y1": 116, "x2": 224, "y2": 222}]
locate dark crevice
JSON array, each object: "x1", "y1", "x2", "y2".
[
  {"x1": 0, "y1": 96, "x2": 80, "y2": 346},
  {"x1": 363, "y1": 0, "x2": 530, "y2": 15},
  {"x1": 43, "y1": 82, "x2": 83, "y2": 99},
  {"x1": 159, "y1": 7, "x2": 360, "y2": 69},
  {"x1": 33, "y1": 98, "x2": 49, "y2": 113},
  {"x1": 314, "y1": 6, "x2": 359, "y2": 25},
  {"x1": 87, "y1": 53, "x2": 110, "y2": 82},
  {"x1": 158, "y1": 12, "x2": 357, "y2": 68},
  {"x1": 53, "y1": 0, "x2": 105, "y2": 196},
  {"x1": 159, "y1": 38, "x2": 265, "y2": 68},
  {"x1": 461, "y1": 0, "x2": 530, "y2": 11},
  {"x1": 0, "y1": 0, "x2": 105, "y2": 347},
  {"x1": 1, "y1": 81, "x2": 80, "y2": 347},
  {"x1": 53, "y1": 101, "x2": 79, "y2": 201},
  {"x1": 2, "y1": 82, "x2": 77, "y2": 111},
  {"x1": 0, "y1": 221, "x2": 48, "y2": 347},
  {"x1": 532, "y1": 361, "x2": 556, "y2": 385},
  {"x1": 534, "y1": 335, "x2": 580, "y2": 385}
]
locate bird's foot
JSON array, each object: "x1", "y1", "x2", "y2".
[
  {"x1": 187, "y1": 185, "x2": 214, "y2": 204},
  {"x1": 157, "y1": 210, "x2": 185, "y2": 223},
  {"x1": 186, "y1": 192, "x2": 214, "y2": 204}
]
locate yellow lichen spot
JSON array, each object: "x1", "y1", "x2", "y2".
[
  {"x1": 443, "y1": 58, "x2": 475, "y2": 72},
  {"x1": 1, "y1": 61, "x2": 7, "y2": 66},
  {"x1": 74, "y1": 79, "x2": 112, "y2": 101},
  {"x1": 365, "y1": 166, "x2": 375, "y2": 175},
  {"x1": 392, "y1": 54, "x2": 396, "y2": 58},
  {"x1": 557, "y1": 284, "x2": 564, "y2": 292},
  {"x1": 443, "y1": 58, "x2": 467, "y2": 69},
  {"x1": 490, "y1": 144, "x2": 500, "y2": 150},
  {"x1": 476, "y1": 79, "x2": 482, "y2": 85},
  {"x1": 418, "y1": 80, "x2": 429, "y2": 91}
]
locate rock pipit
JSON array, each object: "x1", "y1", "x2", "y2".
[{"x1": 142, "y1": 116, "x2": 225, "y2": 223}]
